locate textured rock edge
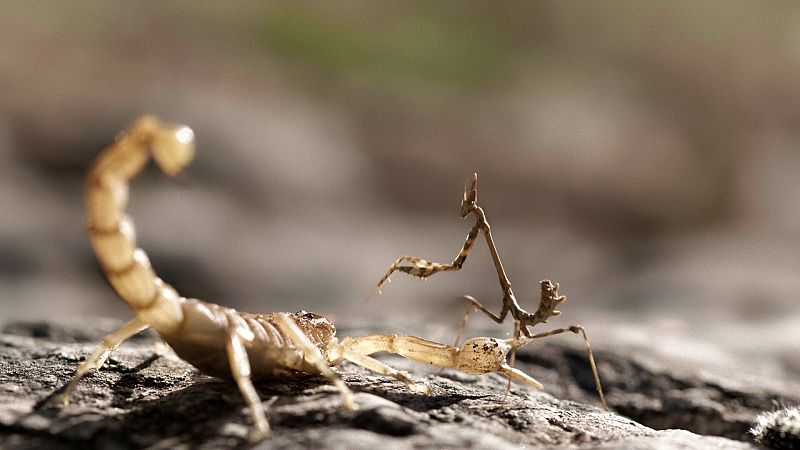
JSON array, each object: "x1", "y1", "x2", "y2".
[{"x1": 0, "y1": 321, "x2": 778, "y2": 449}]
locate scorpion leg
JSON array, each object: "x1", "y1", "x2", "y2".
[
  {"x1": 54, "y1": 317, "x2": 149, "y2": 405},
  {"x1": 272, "y1": 313, "x2": 357, "y2": 411},
  {"x1": 225, "y1": 323, "x2": 270, "y2": 439}
]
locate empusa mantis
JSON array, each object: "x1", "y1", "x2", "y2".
[{"x1": 375, "y1": 174, "x2": 608, "y2": 409}]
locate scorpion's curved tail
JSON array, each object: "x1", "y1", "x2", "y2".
[{"x1": 86, "y1": 115, "x2": 195, "y2": 335}]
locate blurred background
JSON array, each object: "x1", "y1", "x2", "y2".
[{"x1": 1, "y1": 2, "x2": 799, "y2": 381}]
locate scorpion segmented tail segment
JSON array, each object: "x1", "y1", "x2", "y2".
[{"x1": 86, "y1": 116, "x2": 195, "y2": 335}]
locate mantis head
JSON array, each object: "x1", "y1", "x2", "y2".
[
  {"x1": 531, "y1": 279, "x2": 566, "y2": 326},
  {"x1": 460, "y1": 173, "x2": 478, "y2": 217}
]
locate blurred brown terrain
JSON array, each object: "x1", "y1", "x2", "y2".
[{"x1": 1, "y1": 0, "x2": 799, "y2": 402}]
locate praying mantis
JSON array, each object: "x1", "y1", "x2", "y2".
[{"x1": 374, "y1": 173, "x2": 607, "y2": 409}]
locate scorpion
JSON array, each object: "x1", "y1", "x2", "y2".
[
  {"x1": 374, "y1": 173, "x2": 608, "y2": 409},
  {"x1": 54, "y1": 116, "x2": 560, "y2": 440}
]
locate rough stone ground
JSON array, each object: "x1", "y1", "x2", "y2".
[{"x1": 0, "y1": 321, "x2": 795, "y2": 449}]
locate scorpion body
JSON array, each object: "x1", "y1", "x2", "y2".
[{"x1": 58, "y1": 116, "x2": 547, "y2": 439}]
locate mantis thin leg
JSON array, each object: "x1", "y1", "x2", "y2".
[
  {"x1": 462, "y1": 294, "x2": 510, "y2": 324},
  {"x1": 446, "y1": 295, "x2": 507, "y2": 361},
  {"x1": 519, "y1": 325, "x2": 608, "y2": 410},
  {"x1": 435, "y1": 301, "x2": 477, "y2": 376},
  {"x1": 55, "y1": 317, "x2": 149, "y2": 405},
  {"x1": 452, "y1": 302, "x2": 475, "y2": 348},
  {"x1": 502, "y1": 320, "x2": 522, "y2": 403}
]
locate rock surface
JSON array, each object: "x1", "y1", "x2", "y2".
[{"x1": 0, "y1": 321, "x2": 792, "y2": 449}]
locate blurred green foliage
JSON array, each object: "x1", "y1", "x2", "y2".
[{"x1": 261, "y1": 7, "x2": 510, "y2": 92}]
